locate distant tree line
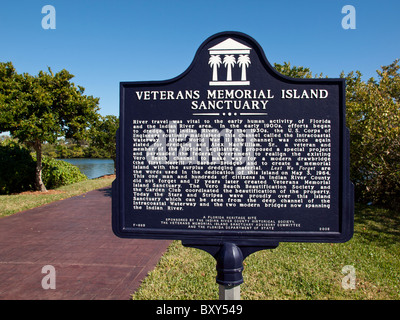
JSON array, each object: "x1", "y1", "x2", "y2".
[
  {"x1": 1, "y1": 114, "x2": 118, "y2": 162},
  {"x1": 40, "y1": 114, "x2": 118, "y2": 161}
]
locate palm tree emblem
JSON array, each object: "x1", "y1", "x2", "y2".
[
  {"x1": 238, "y1": 55, "x2": 251, "y2": 81},
  {"x1": 208, "y1": 55, "x2": 222, "y2": 81},
  {"x1": 223, "y1": 55, "x2": 236, "y2": 81},
  {"x1": 208, "y1": 38, "x2": 252, "y2": 86}
]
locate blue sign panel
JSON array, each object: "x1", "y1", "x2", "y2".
[{"x1": 112, "y1": 32, "x2": 353, "y2": 245}]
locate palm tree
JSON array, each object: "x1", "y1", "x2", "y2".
[
  {"x1": 223, "y1": 55, "x2": 236, "y2": 81},
  {"x1": 238, "y1": 55, "x2": 251, "y2": 81},
  {"x1": 208, "y1": 55, "x2": 222, "y2": 81}
]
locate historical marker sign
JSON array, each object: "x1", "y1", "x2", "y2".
[{"x1": 112, "y1": 32, "x2": 354, "y2": 245}]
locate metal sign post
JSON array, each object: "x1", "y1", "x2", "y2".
[
  {"x1": 181, "y1": 241, "x2": 278, "y2": 300},
  {"x1": 219, "y1": 285, "x2": 240, "y2": 300},
  {"x1": 216, "y1": 243, "x2": 243, "y2": 300}
]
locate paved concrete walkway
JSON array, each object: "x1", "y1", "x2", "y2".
[{"x1": 0, "y1": 186, "x2": 171, "y2": 300}]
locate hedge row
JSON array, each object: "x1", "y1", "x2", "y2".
[{"x1": 0, "y1": 140, "x2": 87, "y2": 194}]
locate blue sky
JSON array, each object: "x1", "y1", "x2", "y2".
[{"x1": 1, "y1": 0, "x2": 399, "y2": 117}]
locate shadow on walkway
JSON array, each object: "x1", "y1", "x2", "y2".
[{"x1": 98, "y1": 186, "x2": 112, "y2": 198}]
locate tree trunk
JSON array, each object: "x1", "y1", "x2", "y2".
[
  {"x1": 34, "y1": 140, "x2": 47, "y2": 192},
  {"x1": 227, "y1": 66, "x2": 232, "y2": 81},
  {"x1": 241, "y1": 66, "x2": 247, "y2": 81},
  {"x1": 212, "y1": 65, "x2": 218, "y2": 81}
]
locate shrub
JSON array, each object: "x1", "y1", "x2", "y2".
[
  {"x1": 0, "y1": 139, "x2": 87, "y2": 194},
  {"x1": 0, "y1": 139, "x2": 35, "y2": 194},
  {"x1": 41, "y1": 157, "x2": 87, "y2": 189},
  {"x1": 344, "y1": 61, "x2": 400, "y2": 208}
]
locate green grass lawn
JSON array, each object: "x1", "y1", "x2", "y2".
[
  {"x1": 0, "y1": 176, "x2": 115, "y2": 218},
  {"x1": 132, "y1": 204, "x2": 400, "y2": 300}
]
